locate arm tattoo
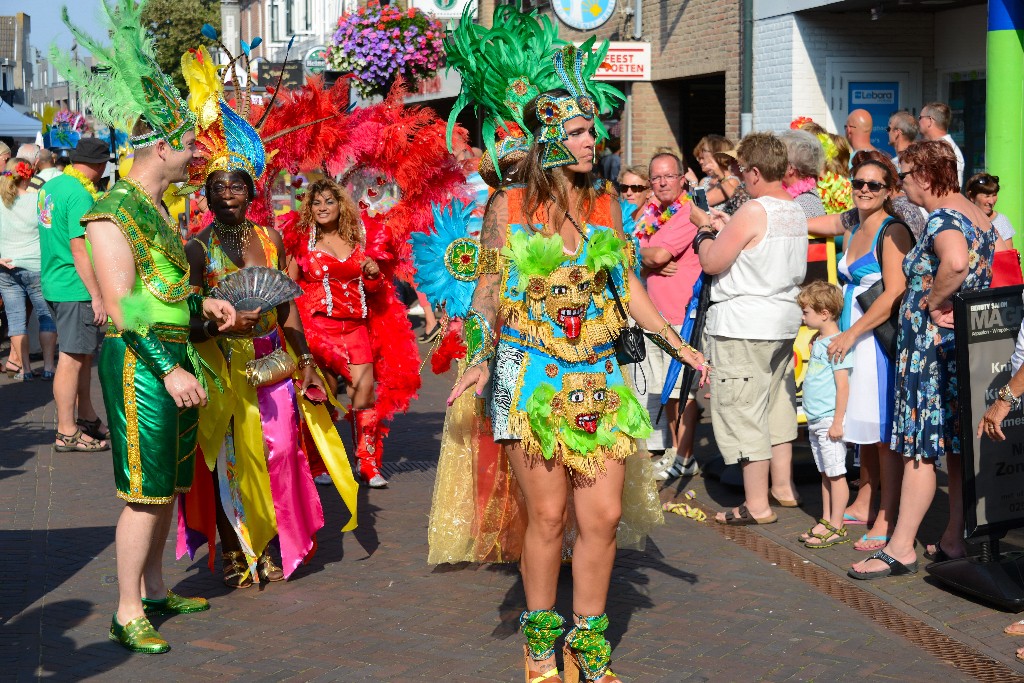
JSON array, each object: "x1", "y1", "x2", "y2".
[{"x1": 471, "y1": 194, "x2": 508, "y2": 328}]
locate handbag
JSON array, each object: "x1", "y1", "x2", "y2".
[
  {"x1": 244, "y1": 347, "x2": 298, "y2": 387},
  {"x1": 561, "y1": 210, "x2": 646, "y2": 365},
  {"x1": 991, "y1": 249, "x2": 1024, "y2": 288},
  {"x1": 854, "y1": 218, "x2": 913, "y2": 359}
]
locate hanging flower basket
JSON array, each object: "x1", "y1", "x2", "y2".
[{"x1": 327, "y1": 1, "x2": 445, "y2": 99}]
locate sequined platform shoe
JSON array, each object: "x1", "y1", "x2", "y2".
[
  {"x1": 563, "y1": 614, "x2": 622, "y2": 683},
  {"x1": 141, "y1": 590, "x2": 210, "y2": 615},
  {"x1": 521, "y1": 609, "x2": 564, "y2": 683},
  {"x1": 109, "y1": 614, "x2": 170, "y2": 654}
]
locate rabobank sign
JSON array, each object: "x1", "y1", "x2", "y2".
[{"x1": 851, "y1": 89, "x2": 896, "y2": 105}]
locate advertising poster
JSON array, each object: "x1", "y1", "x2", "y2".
[
  {"x1": 955, "y1": 286, "x2": 1024, "y2": 539},
  {"x1": 848, "y1": 81, "x2": 898, "y2": 157}
]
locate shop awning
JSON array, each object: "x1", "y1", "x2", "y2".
[{"x1": 0, "y1": 102, "x2": 43, "y2": 138}]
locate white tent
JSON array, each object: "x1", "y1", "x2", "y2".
[{"x1": 0, "y1": 102, "x2": 42, "y2": 138}]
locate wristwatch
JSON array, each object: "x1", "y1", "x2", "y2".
[{"x1": 997, "y1": 384, "x2": 1021, "y2": 409}]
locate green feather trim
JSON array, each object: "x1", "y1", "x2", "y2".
[
  {"x1": 611, "y1": 385, "x2": 653, "y2": 439},
  {"x1": 561, "y1": 418, "x2": 617, "y2": 455},
  {"x1": 51, "y1": 0, "x2": 183, "y2": 133},
  {"x1": 584, "y1": 230, "x2": 625, "y2": 273},
  {"x1": 526, "y1": 383, "x2": 558, "y2": 460},
  {"x1": 119, "y1": 291, "x2": 156, "y2": 333},
  {"x1": 501, "y1": 231, "x2": 566, "y2": 279}
]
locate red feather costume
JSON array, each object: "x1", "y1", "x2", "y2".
[{"x1": 258, "y1": 77, "x2": 468, "y2": 482}]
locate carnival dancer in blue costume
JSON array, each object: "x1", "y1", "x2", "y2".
[{"x1": 423, "y1": 5, "x2": 708, "y2": 681}]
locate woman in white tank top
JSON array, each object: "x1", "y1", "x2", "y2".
[{"x1": 692, "y1": 133, "x2": 808, "y2": 527}]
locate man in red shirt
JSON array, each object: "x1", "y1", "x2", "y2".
[{"x1": 635, "y1": 152, "x2": 703, "y2": 478}]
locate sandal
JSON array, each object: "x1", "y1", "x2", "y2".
[
  {"x1": 256, "y1": 551, "x2": 285, "y2": 582},
  {"x1": 847, "y1": 549, "x2": 918, "y2": 580},
  {"x1": 222, "y1": 551, "x2": 253, "y2": 589},
  {"x1": 716, "y1": 504, "x2": 777, "y2": 526},
  {"x1": 55, "y1": 429, "x2": 109, "y2": 453},
  {"x1": 803, "y1": 520, "x2": 850, "y2": 548},
  {"x1": 77, "y1": 417, "x2": 111, "y2": 441}
]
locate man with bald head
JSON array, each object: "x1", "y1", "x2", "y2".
[{"x1": 844, "y1": 109, "x2": 876, "y2": 156}]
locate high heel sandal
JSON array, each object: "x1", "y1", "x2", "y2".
[
  {"x1": 521, "y1": 609, "x2": 565, "y2": 683},
  {"x1": 256, "y1": 550, "x2": 285, "y2": 582},
  {"x1": 563, "y1": 614, "x2": 621, "y2": 683},
  {"x1": 222, "y1": 551, "x2": 253, "y2": 589}
]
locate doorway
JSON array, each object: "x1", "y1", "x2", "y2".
[{"x1": 675, "y1": 74, "x2": 726, "y2": 173}]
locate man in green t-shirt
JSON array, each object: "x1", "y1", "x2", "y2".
[{"x1": 38, "y1": 138, "x2": 111, "y2": 452}]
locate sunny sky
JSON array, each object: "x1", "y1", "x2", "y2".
[{"x1": 9, "y1": 2, "x2": 107, "y2": 53}]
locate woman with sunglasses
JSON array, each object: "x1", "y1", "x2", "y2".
[
  {"x1": 824, "y1": 155, "x2": 913, "y2": 553},
  {"x1": 615, "y1": 165, "x2": 650, "y2": 224},
  {"x1": 965, "y1": 173, "x2": 1015, "y2": 250},
  {"x1": 849, "y1": 140, "x2": 996, "y2": 580}
]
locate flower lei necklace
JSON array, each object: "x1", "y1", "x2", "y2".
[
  {"x1": 63, "y1": 166, "x2": 100, "y2": 200},
  {"x1": 784, "y1": 175, "x2": 817, "y2": 199},
  {"x1": 636, "y1": 195, "x2": 690, "y2": 239}
]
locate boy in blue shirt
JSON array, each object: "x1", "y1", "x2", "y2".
[{"x1": 798, "y1": 281, "x2": 853, "y2": 548}]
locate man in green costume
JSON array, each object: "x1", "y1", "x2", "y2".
[{"x1": 55, "y1": 0, "x2": 236, "y2": 653}]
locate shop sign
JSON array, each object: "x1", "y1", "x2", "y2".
[
  {"x1": 410, "y1": 0, "x2": 476, "y2": 20},
  {"x1": 554, "y1": 0, "x2": 617, "y2": 31},
  {"x1": 848, "y1": 81, "x2": 898, "y2": 156},
  {"x1": 304, "y1": 46, "x2": 329, "y2": 76},
  {"x1": 257, "y1": 61, "x2": 304, "y2": 89},
  {"x1": 575, "y1": 42, "x2": 651, "y2": 82}
]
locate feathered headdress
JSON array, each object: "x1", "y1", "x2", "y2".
[
  {"x1": 443, "y1": 1, "x2": 624, "y2": 180},
  {"x1": 52, "y1": 0, "x2": 195, "y2": 150}
]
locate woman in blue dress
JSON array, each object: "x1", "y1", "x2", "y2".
[
  {"x1": 827, "y1": 154, "x2": 912, "y2": 553},
  {"x1": 849, "y1": 140, "x2": 996, "y2": 580}
]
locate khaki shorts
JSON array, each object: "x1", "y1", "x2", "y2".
[{"x1": 707, "y1": 336, "x2": 797, "y2": 465}]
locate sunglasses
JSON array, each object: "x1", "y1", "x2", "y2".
[
  {"x1": 897, "y1": 169, "x2": 915, "y2": 182},
  {"x1": 617, "y1": 183, "x2": 649, "y2": 194},
  {"x1": 851, "y1": 179, "x2": 887, "y2": 192}
]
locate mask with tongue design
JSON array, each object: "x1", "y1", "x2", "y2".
[
  {"x1": 543, "y1": 265, "x2": 593, "y2": 340},
  {"x1": 548, "y1": 372, "x2": 620, "y2": 435}
]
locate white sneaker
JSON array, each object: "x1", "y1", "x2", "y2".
[
  {"x1": 407, "y1": 303, "x2": 425, "y2": 316},
  {"x1": 655, "y1": 454, "x2": 699, "y2": 481},
  {"x1": 314, "y1": 473, "x2": 333, "y2": 485},
  {"x1": 652, "y1": 448, "x2": 677, "y2": 472}
]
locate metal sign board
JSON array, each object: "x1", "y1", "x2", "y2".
[
  {"x1": 574, "y1": 42, "x2": 651, "y2": 81},
  {"x1": 955, "y1": 286, "x2": 1024, "y2": 540},
  {"x1": 410, "y1": 0, "x2": 476, "y2": 20},
  {"x1": 554, "y1": 0, "x2": 617, "y2": 31},
  {"x1": 304, "y1": 46, "x2": 329, "y2": 76}
]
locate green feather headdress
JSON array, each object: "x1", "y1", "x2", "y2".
[
  {"x1": 52, "y1": 0, "x2": 195, "y2": 150},
  {"x1": 443, "y1": 1, "x2": 624, "y2": 177}
]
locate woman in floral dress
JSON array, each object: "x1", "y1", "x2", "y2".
[{"x1": 849, "y1": 141, "x2": 996, "y2": 581}]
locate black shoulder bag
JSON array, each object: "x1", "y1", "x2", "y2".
[
  {"x1": 563, "y1": 211, "x2": 646, "y2": 365},
  {"x1": 853, "y1": 218, "x2": 915, "y2": 359}
]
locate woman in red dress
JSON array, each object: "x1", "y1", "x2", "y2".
[{"x1": 286, "y1": 179, "x2": 389, "y2": 488}]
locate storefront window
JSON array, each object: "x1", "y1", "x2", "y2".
[{"x1": 947, "y1": 71, "x2": 986, "y2": 178}]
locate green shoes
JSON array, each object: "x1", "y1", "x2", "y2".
[
  {"x1": 141, "y1": 590, "x2": 211, "y2": 615},
  {"x1": 109, "y1": 614, "x2": 170, "y2": 654}
]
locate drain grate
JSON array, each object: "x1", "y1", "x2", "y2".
[{"x1": 695, "y1": 500, "x2": 1024, "y2": 682}]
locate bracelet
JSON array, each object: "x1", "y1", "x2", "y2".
[
  {"x1": 692, "y1": 229, "x2": 716, "y2": 253},
  {"x1": 463, "y1": 308, "x2": 496, "y2": 369},
  {"x1": 297, "y1": 353, "x2": 317, "y2": 369}
]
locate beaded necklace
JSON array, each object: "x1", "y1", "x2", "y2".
[
  {"x1": 635, "y1": 195, "x2": 690, "y2": 239},
  {"x1": 63, "y1": 166, "x2": 100, "y2": 200},
  {"x1": 213, "y1": 218, "x2": 254, "y2": 258}
]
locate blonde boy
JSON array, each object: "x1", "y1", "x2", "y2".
[{"x1": 798, "y1": 281, "x2": 852, "y2": 548}]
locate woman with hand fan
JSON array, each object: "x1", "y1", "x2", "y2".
[{"x1": 176, "y1": 43, "x2": 358, "y2": 590}]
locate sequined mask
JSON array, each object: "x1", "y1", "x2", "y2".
[{"x1": 550, "y1": 373, "x2": 620, "y2": 434}]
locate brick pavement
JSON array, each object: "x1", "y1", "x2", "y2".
[{"x1": 0, "y1": 330, "x2": 1008, "y2": 681}]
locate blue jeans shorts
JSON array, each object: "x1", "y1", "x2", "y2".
[{"x1": 0, "y1": 268, "x2": 56, "y2": 337}]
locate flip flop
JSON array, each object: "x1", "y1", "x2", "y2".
[
  {"x1": 716, "y1": 504, "x2": 777, "y2": 526},
  {"x1": 843, "y1": 513, "x2": 869, "y2": 525},
  {"x1": 1004, "y1": 620, "x2": 1024, "y2": 636},
  {"x1": 854, "y1": 534, "x2": 891, "y2": 551},
  {"x1": 847, "y1": 549, "x2": 918, "y2": 580},
  {"x1": 923, "y1": 542, "x2": 962, "y2": 562}
]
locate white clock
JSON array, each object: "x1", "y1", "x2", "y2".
[{"x1": 552, "y1": 0, "x2": 617, "y2": 31}]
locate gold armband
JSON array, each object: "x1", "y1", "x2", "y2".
[{"x1": 478, "y1": 247, "x2": 501, "y2": 275}]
